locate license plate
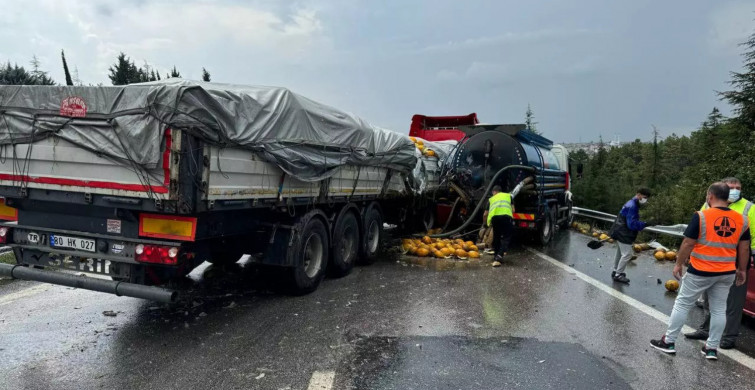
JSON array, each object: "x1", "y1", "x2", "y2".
[{"x1": 50, "y1": 234, "x2": 96, "y2": 253}]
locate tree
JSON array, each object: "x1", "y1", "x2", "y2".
[
  {"x1": 72, "y1": 66, "x2": 82, "y2": 86},
  {"x1": 108, "y1": 52, "x2": 140, "y2": 85},
  {"x1": 202, "y1": 67, "x2": 211, "y2": 82},
  {"x1": 703, "y1": 107, "x2": 724, "y2": 129},
  {"x1": 169, "y1": 66, "x2": 180, "y2": 78},
  {"x1": 720, "y1": 30, "x2": 755, "y2": 130},
  {"x1": 525, "y1": 104, "x2": 539, "y2": 134},
  {"x1": 29, "y1": 55, "x2": 55, "y2": 85},
  {"x1": 651, "y1": 125, "x2": 660, "y2": 188},
  {"x1": 0, "y1": 62, "x2": 36, "y2": 85},
  {"x1": 61, "y1": 50, "x2": 73, "y2": 86},
  {"x1": 0, "y1": 57, "x2": 55, "y2": 85}
]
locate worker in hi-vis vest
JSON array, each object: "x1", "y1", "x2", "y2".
[
  {"x1": 651, "y1": 182, "x2": 750, "y2": 360},
  {"x1": 483, "y1": 185, "x2": 514, "y2": 267},
  {"x1": 685, "y1": 177, "x2": 755, "y2": 349}
]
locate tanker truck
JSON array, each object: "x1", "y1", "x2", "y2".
[
  {"x1": 419, "y1": 121, "x2": 573, "y2": 244},
  {"x1": 0, "y1": 80, "x2": 445, "y2": 302}
]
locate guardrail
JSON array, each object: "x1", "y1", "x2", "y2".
[{"x1": 572, "y1": 206, "x2": 687, "y2": 238}]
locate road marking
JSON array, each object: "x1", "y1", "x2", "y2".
[
  {"x1": 307, "y1": 370, "x2": 335, "y2": 390},
  {"x1": 0, "y1": 284, "x2": 49, "y2": 306},
  {"x1": 527, "y1": 247, "x2": 755, "y2": 371}
]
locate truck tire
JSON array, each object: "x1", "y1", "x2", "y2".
[
  {"x1": 285, "y1": 215, "x2": 329, "y2": 295},
  {"x1": 330, "y1": 210, "x2": 360, "y2": 277},
  {"x1": 537, "y1": 206, "x2": 555, "y2": 245},
  {"x1": 360, "y1": 204, "x2": 383, "y2": 264}
]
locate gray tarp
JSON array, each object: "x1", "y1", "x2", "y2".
[{"x1": 0, "y1": 80, "x2": 417, "y2": 182}]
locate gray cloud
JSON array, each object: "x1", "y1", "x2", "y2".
[{"x1": 0, "y1": 0, "x2": 751, "y2": 143}]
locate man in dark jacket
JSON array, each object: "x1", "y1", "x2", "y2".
[{"x1": 609, "y1": 188, "x2": 653, "y2": 283}]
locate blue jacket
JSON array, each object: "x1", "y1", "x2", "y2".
[{"x1": 609, "y1": 198, "x2": 647, "y2": 244}]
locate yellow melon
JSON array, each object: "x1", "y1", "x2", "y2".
[
  {"x1": 665, "y1": 280, "x2": 680, "y2": 292},
  {"x1": 416, "y1": 248, "x2": 430, "y2": 257},
  {"x1": 654, "y1": 251, "x2": 666, "y2": 261},
  {"x1": 456, "y1": 249, "x2": 468, "y2": 258},
  {"x1": 409, "y1": 136, "x2": 417, "y2": 143},
  {"x1": 665, "y1": 251, "x2": 677, "y2": 261},
  {"x1": 633, "y1": 244, "x2": 642, "y2": 252},
  {"x1": 441, "y1": 247, "x2": 454, "y2": 257},
  {"x1": 433, "y1": 250, "x2": 445, "y2": 259},
  {"x1": 468, "y1": 251, "x2": 480, "y2": 258},
  {"x1": 422, "y1": 236, "x2": 432, "y2": 244}
]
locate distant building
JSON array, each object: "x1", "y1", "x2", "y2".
[{"x1": 562, "y1": 140, "x2": 622, "y2": 156}]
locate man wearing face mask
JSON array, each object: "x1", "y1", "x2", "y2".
[
  {"x1": 609, "y1": 187, "x2": 653, "y2": 283},
  {"x1": 685, "y1": 177, "x2": 755, "y2": 349}
]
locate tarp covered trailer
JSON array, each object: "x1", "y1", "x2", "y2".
[{"x1": 0, "y1": 80, "x2": 443, "y2": 301}]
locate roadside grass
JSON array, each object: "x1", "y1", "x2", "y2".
[{"x1": 0, "y1": 251, "x2": 15, "y2": 265}]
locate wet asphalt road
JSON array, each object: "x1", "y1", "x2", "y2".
[{"x1": 2, "y1": 230, "x2": 755, "y2": 389}]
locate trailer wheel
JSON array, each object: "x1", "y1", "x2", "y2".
[
  {"x1": 330, "y1": 210, "x2": 360, "y2": 277},
  {"x1": 360, "y1": 204, "x2": 383, "y2": 264},
  {"x1": 537, "y1": 206, "x2": 555, "y2": 245},
  {"x1": 286, "y1": 216, "x2": 329, "y2": 295}
]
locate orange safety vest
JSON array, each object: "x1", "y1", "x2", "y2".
[{"x1": 690, "y1": 208, "x2": 748, "y2": 273}]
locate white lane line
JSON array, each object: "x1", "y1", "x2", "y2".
[
  {"x1": 307, "y1": 370, "x2": 335, "y2": 390},
  {"x1": 0, "y1": 284, "x2": 49, "y2": 306},
  {"x1": 527, "y1": 247, "x2": 755, "y2": 371}
]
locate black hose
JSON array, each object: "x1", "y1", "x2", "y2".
[{"x1": 416, "y1": 164, "x2": 536, "y2": 238}]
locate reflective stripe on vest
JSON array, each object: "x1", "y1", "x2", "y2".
[
  {"x1": 488, "y1": 192, "x2": 513, "y2": 225},
  {"x1": 690, "y1": 208, "x2": 744, "y2": 273},
  {"x1": 744, "y1": 201, "x2": 753, "y2": 217}
]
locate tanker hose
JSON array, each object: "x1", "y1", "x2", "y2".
[{"x1": 416, "y1": 165, "x2": 536, "y2": 238}]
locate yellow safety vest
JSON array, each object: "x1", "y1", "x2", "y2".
[
  {"x1": 702, "y1": 197, "x2": 755, "y2": 250},
  {"x1": 488, "y1": 192, "x2": 513, "y2": 225}
]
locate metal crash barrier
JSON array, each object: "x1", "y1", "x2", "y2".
[{"x1": 572, "y1": 206, "x2": 687, "y2": 238}]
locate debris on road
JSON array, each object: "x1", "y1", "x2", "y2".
[{"x1": 102, "y1": 310, "x2": 117, "y2": 317}]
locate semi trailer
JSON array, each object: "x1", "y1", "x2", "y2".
[{"x1": 0, "y1": 80, "x2": 443, "y2": 302}]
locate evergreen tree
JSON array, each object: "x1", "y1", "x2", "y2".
[
  {"x1": 72, "y1": 66, "x2": 82, "y2": 86},
  {"x1": 525, "y1": 104, "x2": 539, "y2": 134},
  {"x1": 202, "y1": 67, "x2": 211, "y2": 82},
  {"x1": 720, "y1": 30, "x2": 755, "y2": 130},
  {"x1": 651, "y1": 125, "x2": 660, "y2": 188},
  {"x1": 28, "y1": 55, "x2": 55, "y2": 85},
  {"x1": 169, "y1": 66, "x2": 180, "y2": 78},
  {"x1": 108, "y1": 52, "x2": 140, "y2": 85},
  {"x1": 61, "y1": 50, "x2": 73, "y2": 86},
  {"x1": 0, "y1": 62, "x2": 36, "y2": 85}
]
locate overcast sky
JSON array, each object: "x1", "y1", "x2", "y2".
[{"x1": 1, "y1": 0, "x2": 753, "y2": 143}]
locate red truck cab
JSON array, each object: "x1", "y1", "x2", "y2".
[{"x1": 409, "y1": 114, "x2": 479, "y2": 142}]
